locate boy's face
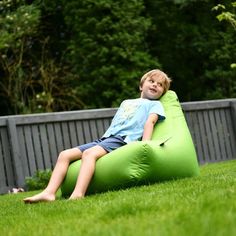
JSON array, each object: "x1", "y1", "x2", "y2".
[{"x1": 140, "y1": 75, "x2": 165, "y2": 100}]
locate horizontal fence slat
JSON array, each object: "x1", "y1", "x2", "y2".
[
  {"x1": 0, "y1": 109, "x2": 117, "y2": 125},
  {"x1": 181, "y1": 99, "x2": 235, "y2": 111}
]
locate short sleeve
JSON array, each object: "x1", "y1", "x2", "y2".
[{"x1": 149, "y1": 101, "x2": 165, "y2": 121}]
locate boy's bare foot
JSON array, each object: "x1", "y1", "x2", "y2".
[
  {"x1": 68, "y1": 194, "x2": 84, "y2": 201},
  {"x1": 23, "y1": 191, "x2": 56, "y2": 204}
]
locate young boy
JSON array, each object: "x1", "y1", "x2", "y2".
[{"x1": 23, "y1": 69, "x2": 171, "y2": 203}]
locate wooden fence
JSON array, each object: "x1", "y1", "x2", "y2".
[{"x1": 0, "y1": 98, "x2": 236, "y2": 194}]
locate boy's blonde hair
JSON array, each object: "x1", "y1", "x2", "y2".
[{"x1": 140, "y1": 69, "x2": 172, "y2": 95}]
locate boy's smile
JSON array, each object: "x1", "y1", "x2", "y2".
[{"x1": 149, "y1": 87, "x2": 158, "y2": 93}]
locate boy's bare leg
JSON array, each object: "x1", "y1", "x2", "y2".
[
  {"x1": 23, "y1": 148, "x2": 82, "y2": 203},
  {"x1": 69, "y1": 146, "x2": 107, "y2": 200}
]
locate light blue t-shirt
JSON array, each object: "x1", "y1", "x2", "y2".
[{"x1": 103, "y1": 98, "x2": 165, "y2": 143}]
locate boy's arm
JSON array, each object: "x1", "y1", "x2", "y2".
[{"x1": 142, "y1": 113, "x2": 158, "y2": 141}]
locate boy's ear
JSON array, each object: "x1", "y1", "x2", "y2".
[{"x1": 139, "y1": 85, "x2": 143, "y2": 91}]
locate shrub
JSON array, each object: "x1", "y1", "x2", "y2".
[{"x1": 25, "y1": 169, "x2": 52, "y2": 191}]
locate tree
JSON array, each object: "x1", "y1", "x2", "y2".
[
  {"x1": 145, "y1": 0, "x2": 236, "y2": 101},
  {"x1": 0, "y1": 0, "x2": 84, "y2": 114},
  {"x1": 212, "y1": 2, "x2": 236, "y2": 69},
  {"x1": 0, "y1": 0, "x2": 40, "y2": 114},
  {"x1": 63, "y1": 0, "x2": 160, "y2": 108},
  {"x1": 205, "y1": 1, "x2": 236, "y2": 98},
  {"x1": 1, "y1": 0, "x2": 235, "y2": 115}
]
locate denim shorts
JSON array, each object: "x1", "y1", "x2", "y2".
[{"x1": 77, "y1": 136, "x2": 126, "y2": 153}]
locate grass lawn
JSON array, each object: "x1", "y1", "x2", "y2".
[{"x1": 1, "y1": 160, "x2": 236, "y2": 236}]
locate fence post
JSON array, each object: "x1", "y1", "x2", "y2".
[
  {"x1": 7, "y1": 118, "x2": 25, "y2": 187},
  {"x1": 230, "y1": 101, "x2": 236, "y2": 139}
]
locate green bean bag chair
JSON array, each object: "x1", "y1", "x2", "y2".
[{"x1": 61, "y1": 90, "x2": 199, "y2": 197}]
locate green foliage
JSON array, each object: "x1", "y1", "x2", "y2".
[
  {"x1": 204, "y1": 31, "x2": 236, "y2": 99},
  {"x1": 0, "y1": 0, "x2": 40, "y2": 50},
  {"x1": 212, "y1": 1, "x2": 236, "y2": 78},
  {"x1": 63, "y1": 0, "x2": 159, "y2": 107},
  {"x1": 0, "y1": 0, "x2": 236, "y2": 115},
  {"x1": 0, "y1": 0, "x2": 41, "y2": 114},
  {"x1": 145, "y1": 0, "x2": 236, "y2": 101},
  {"x1": 0, "y1": 0, "x2": 84, "y2": 114},
  {"x1": 25, "y1": 169, "x2": 52, "y2": 191},
  {"x1": 213, "y1": 2, "x2": 236, "y2": 29}
]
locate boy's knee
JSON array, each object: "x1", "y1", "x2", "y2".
[
  {"x1": 81, "y1": 146, "x2": 107, "y2": 161},
  {"x1": 81, "y1": 148, "x2": 101, "y2": 162},
  {"x1": 58, "y1": 149, "x2": 71, "y2": 161},
  {"x1": 81, "y1": 149, "x2": 94, "y2": 160}
]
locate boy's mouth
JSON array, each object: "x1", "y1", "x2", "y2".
[{"x1": 149, "y1": 88, "x2": 157, "y2": 93}]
